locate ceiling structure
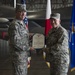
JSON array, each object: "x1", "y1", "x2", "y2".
[
  {"x1": 0, "y1": 0, "x2": 73, "y2": 19},
  {"x1": 15, "y1": 0, "x2": 73, "y2": 10},
  {"x1": 0, "y1": 0, "x2": 73, "y2": 30}
]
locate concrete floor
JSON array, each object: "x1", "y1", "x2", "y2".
[
  {"x1": 0, "y1": 52, "x2": 75, "y2": 75},
  {"x1": 0, "y1": 39, "x2": 75, "y2": 75},
  {"x1": 0, "y1": 53, "x2": 50, "y2": 75}
]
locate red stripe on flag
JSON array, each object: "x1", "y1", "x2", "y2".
[{"x1": 45, "y1": 19, "x2": 52, "y2": 36}]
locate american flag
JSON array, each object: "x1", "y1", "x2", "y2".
[
  {"x1": 23, "y1": 16, "x2": 28, "y2": 29},
  {"x1": 21, "y1": 0, "x2": 26, "y2": 4},
  {"x1": 21, "y1": 0, "x2": 28, "y2": 28}
]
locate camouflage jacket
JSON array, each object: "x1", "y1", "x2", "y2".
[
  {"x1": 8, "y1": 19, "x2": 29, "y2": 51},
  {"x1": 46, "y1": 25, "x2": 69, "y2": 62}
]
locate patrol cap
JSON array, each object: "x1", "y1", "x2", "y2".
[
  {"x1": 16, "y1": 3, "x2": 27, "y2": 12},
  {"x1": 50, "y1": 13, "x2": 60, "y2": 20}
]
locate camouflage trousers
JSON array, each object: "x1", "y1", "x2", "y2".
[
  {"x1": 11, "y1": 51, "x2": 28, "y2": 75},
  {"x1": 50, "y1": 53, "x2": 70, "y2": 75}
]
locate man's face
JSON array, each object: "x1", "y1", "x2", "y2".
[
  {"x1": 16, "y1": 11, "x2": 26, "y2": 20},
  {"x1": 50, "y1": 18, "x2": 60, "y2": 28}
]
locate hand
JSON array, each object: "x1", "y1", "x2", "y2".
[{"x1": 30, "y1": 47, "x2": 34, "y2": 50}]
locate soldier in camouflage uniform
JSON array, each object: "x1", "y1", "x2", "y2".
[
  {"x1": 8, "y1": 4, "x2": 33, "y2": 75},
  {"x1": 46, "y1": 13, "x2": 70, "y2": 75}
]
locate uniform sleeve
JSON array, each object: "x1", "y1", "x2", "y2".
[
  {"x1": 14, "y1": 24, "x2": 30, "y2": 51},
  {"x1": 9, "y1": 22, "x2": 30, "y2": 51},
  {"x1": 51, "y1": 31, "x2": 68, "y2": 50}
]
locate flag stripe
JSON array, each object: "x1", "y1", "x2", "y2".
[
  {"x1": 45, "y1": 0, "x2": 52, "y2": 36},
  {"x1": 45, "y1": 19, "x2": 52, "y2": 36}
]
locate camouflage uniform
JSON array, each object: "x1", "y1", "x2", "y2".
[
  {"x1": 8, "y1": 19, "x2": 29, "y2": 75},
  {"x1": 46, "y1": 25, "x2": 70, "y2": 75}
]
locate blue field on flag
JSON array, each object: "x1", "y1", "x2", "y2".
[{"x1": 69, "y1": 0, "x2": 75, "y2": 69}]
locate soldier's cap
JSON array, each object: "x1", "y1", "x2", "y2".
[
  {"x1": 16, "y1": 3, "x2": 27, "y2": 12},
  {"x1": 50, "y1": 13, "x2": 60, "y2": 20}
]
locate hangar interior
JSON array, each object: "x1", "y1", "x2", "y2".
[
  {"x1": 0, "y1": 0, "x2": 75, "y2": 75},
  {"x1": 0, "y1": 0, "x2": 73, "y2": 34}
]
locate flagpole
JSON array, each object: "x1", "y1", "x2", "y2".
[{"x1": 43, "y1": 0, "x2": 52, "y2": 68}]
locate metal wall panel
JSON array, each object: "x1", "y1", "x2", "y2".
[{"x1": 0, "y1": 39, "x2": 9, "y2": 58}]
